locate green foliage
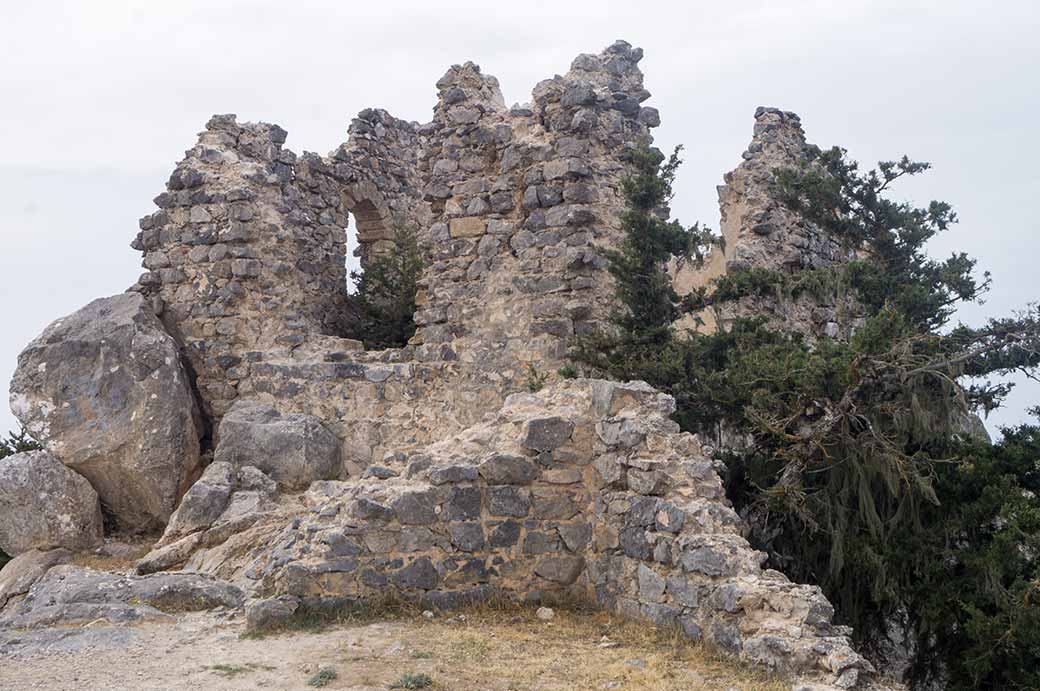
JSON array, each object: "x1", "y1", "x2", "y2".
[
  {"x1": 307, "y1": 667, "x2": 338, "y2": 688},
  {"x1": 571, "y1": 145, "x2": 712, "y2": 373},
  {"x1": 902, "y1": 419, "x2": 1040, "y2": 689},
  {"x1": 524, "y1": 364, "x2": 550, "y2": 392},
  {"x1": 557, "y1": 364, "x2": 579, "y2": 379},
  {"x1": 389, "y1": 672, "x2": 433, "y2": 689},
  {"x1": 573, "y1": 142, "x2": 1040, "y2": 687},
  {"x1": 772, "y1": 147, "x2": 986, "y2": 330},
  {"x1": 347, "y1": 224, "x2": 423, "y2": 349},
  {"x1": 0, "y1": 426, "x2": 40, "y2": 460}
]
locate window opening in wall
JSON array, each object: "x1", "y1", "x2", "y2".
[{"x1": 341, "y1": 202, "x2": 422, "y2": 351}]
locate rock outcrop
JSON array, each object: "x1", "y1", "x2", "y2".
[
  {"x1": 0, "y1": 451, "x2": 102, "y2": 555},
  {"x1": 9, "y1": 293, "x2": 202, "y2": 530},
  {"x1": 135, "y1": 461, "x2": 278, "y2": 574},
  {"x1": 0, "y1": 565, "x2": 243, "y2": 629}
]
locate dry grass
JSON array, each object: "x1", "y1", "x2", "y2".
[
  {"x1": 71, "y1": 535, "x2": 154, "y2": 571},
  {"x1": 327, "y1": 600, "x2": 787, "y2": 691}
]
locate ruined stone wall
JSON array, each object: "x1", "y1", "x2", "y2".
[
  {"x1": 131, "y1": 41, "x2": 660, "y2": 463},
  {"x1": 672, "y1": 107, "x2": 866, "y2": 340},
  {"x1": 156, "y1": 379, "x2": 865, "y2": 685},
  {"x1": 6, "y1": 40, "x2": 886, "y2": 689}
]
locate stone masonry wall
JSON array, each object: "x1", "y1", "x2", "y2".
[
  {"x1": 131, "y1": 109, "x2": 427, "y2": 427},
  {"x1": 151, "y1": 379, "x2": 866, "y2": 685}
]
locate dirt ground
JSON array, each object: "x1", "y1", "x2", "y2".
[{"x1": 0, "y1": 605, "x2": 788, "y2": 691}]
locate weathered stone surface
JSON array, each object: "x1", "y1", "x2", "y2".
[
  {"x1": 0, "y1": 451, "x2": 102, "y2": 555},
  {"x1": 0, "y1": 565, "x2": 242, "y2": 629},
  {"x1": 245, "y1": 595, "x2": 299, "y2": 631},
  {"x1": 449, "y1": 217, "x2": 486, "y2": 238},
  {"x1": 521, "y1": 417, "x2": 574, "y2": 452},
  {"x1": 478, "y1": 453, "x2": 539, "y2": 485},
  {"x1": 0, "y1": 548, "x2": 71, "y2": 609},
  {"x1": 9, "y1": 293, "x2": 202, "y2": 530},
  {"x1": 214, "y1": 402, "x2": 340, "y2": 489},
  {"x1": 534, "y1": 555, "x2": 585, "y2": 584},
  {"x1": 135, "y1": 461, "x2": 277, "y2": 574}
]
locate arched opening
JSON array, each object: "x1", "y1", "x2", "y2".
[{"x1": 339, "y1": 187, "x2": 420, "y2": 350}]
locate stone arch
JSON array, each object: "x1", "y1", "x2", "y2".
[{"x1": 341, "y1": 181, "x2": 394, "y2": 266}]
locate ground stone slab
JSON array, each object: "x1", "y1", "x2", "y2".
[
  {"x1": 0, "y1": 565, "x2": 243, "y2": 630},
  {"x1": 0, "y1": 548, "x2": 71, "y2": 609}
]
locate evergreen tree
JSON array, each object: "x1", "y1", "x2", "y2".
[
  {"x1": 0, "y1": 426, "x2": 40, "y2": 460},
  {"x1": 346, "y1": 224, "x2": 423, "y2": 349},
  {"x1": 573, "y1": 143, "x2": 1040, "y2": 688}
]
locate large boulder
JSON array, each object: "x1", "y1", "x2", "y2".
[
  {"x1": 214, "y1": 402, "x2": 341, "y2": 489},
  {"x1": 0, "y1": 451, "x2": 102, "y2": 555},
  {"x1": 9, "y1": 293, "x2": 202, "y2": 530}
]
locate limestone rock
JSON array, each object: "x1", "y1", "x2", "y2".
[
  {"x1": 9, "y1": 293, "x2": 202, "y2": 530},
  {"x1": 135, "y1": 461, "x2": 278, "y2": 574},
  {"x1": 0, "y1": 548, "x2": 71, "y2": 609},
  {"x1": 245, "y1": 595, "x2": 300, "y2": 631},
  {"x1": 0, "y1": 451, "x2": 102, "y2": 555},
  {"x1": 214, "y1": 402, "x2": 341, "y2": 489},
  {"x1": 0, "y1": 565, "x2": 243, "y2": 629}
]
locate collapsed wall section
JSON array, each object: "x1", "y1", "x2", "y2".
[
  {"x1": 130, "y1": 110, "x2": 426, "y2": 425},
  {"x1": 131, "y1": 115, "x2": 349, "y2": 421},
  {"x1": 672, "y1": 107, "x2": 865, "y2": 339}
]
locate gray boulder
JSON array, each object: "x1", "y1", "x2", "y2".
[
  {"x1": 245, "y1": 595, "x2": 299, "y2": 631},
  {"x1": 0, "y1": 548, "x2": 71, "y2": 609},
  {"x1": 0, "y1": 451, "x2": 102, "y2": 555},
  {"x1": 9, "y1": 293, "x2": 202, "y2": 530},
  {"x1": 214, "y1": 402, "x2": 340, "y2": 489}
]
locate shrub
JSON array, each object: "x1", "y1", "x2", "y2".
[
  {"x1": 307, "y1": 667, "x2": 337, "y2": 688},
  {"x1": 389, "y1": 672, "x2": 432, "y2": 689}
]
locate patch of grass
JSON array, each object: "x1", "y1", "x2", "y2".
[
  {"x1": 307, "y1": 667, "x2": 338, "y2": 687},
  {"x1": 410, "y1": 650, "x2": 433, "y2": 659},
  {"x1": 449, "y1": 634, "x2": 490, "y2": 662},
  {"x1": 389, "y1": 672, "x2": 433, "y2": 689},
  {"x1": 207, "y1": 662, "x2": 275, "y2": 678},
  {"x1": 402, "y1": 601, "x2": 788, "y2": 691},
  {"x1": 242, "y1": 594, "x2": 418, "y2": 639}
]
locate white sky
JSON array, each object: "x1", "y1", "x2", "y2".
[{"x1": 2, "y1": 0, "x2": 1038, "y2": 436}]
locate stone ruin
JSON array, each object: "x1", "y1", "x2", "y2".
[{"x1": 2, "y1": 41, "x2": 886, "y2": 689}]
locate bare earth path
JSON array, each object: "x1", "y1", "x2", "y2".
[{"x1": 0, "y1": 608, "x2": 788, "y2": 691}]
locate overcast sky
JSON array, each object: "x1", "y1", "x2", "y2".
[{"x1": 2, "y1": 1, "x2": 1037, "y2": 436}]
